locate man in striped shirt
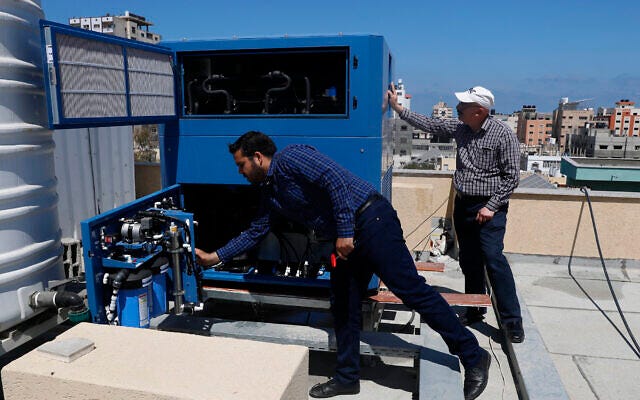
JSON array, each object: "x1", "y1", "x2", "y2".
[
  {"x1": 196, "y1": 131, "x2": 491, "y2": 399},
  {"x1": 388, "y1": 85, "x2": 524, "y2": 344}
]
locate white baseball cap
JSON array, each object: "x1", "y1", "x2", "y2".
[{"x1": 454, "y1": 86, "x2": 494, "y2": 110}]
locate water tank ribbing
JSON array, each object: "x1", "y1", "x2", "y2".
[{"x1": 0, "y1": 0, "x2": 65, "y2": 331}]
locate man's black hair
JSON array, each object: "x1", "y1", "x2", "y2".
[{"x1": 228, "y1": 131, "x2": 277, "y2": 157}]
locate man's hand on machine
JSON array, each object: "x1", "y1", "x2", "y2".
[
  {"x1": 195, "y1": 248, "x2": 220, "y2": 266},
  {"x1": 335, "y1": 237, "x2": 354, "y2": 260}
]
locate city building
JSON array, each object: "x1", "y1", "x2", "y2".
[
  {"x1": 492, "y1": 111, "x2": 519, "y2": 134},
  {"x1": 516, "y1": 105, "x2": 554, "y2": 154},
  {"x1": 431, "y1": 101, "x2": 452, "y2": 119},
  {"x1": 391, "y1": 79, "x2": 411, "y2": 118},
  {"x1": 568, "y1": 123, "x2": 640, "y2": 159},
  {"x1": 69, "y1": 11, "x2": 161, "y2": 44},
  {"x1": 520, "y1": 154, "x2": 562, "y2": 176},
  {"x1": 551, "y1": 97, "x2": 593, "y2": 153},
  {"x1": 609, "y1": 99, "x2": 640, "y2": 136}
]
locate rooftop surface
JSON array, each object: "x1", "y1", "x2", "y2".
[
  {"x1": 307, "y1": 253, "x2": 640, "y2": 399},
  {"x1": 1, "y1": 253, "x2": 638, "y2": 399}
]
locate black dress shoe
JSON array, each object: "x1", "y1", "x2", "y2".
[
  {"x1": 504, "y1": 320, "x2": 525, "y2": 343},
  {"x1": 309, "y1": 378, "x2": 360, "y2": 398},
  {"x1": 464, "y1": 348, "x2": 491, "y2": 400}
]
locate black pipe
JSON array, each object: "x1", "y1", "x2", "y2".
[
  {"x1": 303, "y1": 76, "x2": 311, "y2": 114},
  {"x1": 30, "y1": 290, "x2": 86, "y2": 312},
  {"x1": 202, "y1": 74, "x2": 232, "y2": 113},
  {"x1": 263, "y1": 71, "x2": 291, "y2": 113}
]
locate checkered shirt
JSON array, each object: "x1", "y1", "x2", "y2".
[
  {"x1": 216, "y1": 144, "x2": 377, "y2": 262},
  {"x1": 400, "y1": 109, "x2": 520, "y2": 211}
]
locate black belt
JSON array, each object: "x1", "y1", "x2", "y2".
[{"x1": 356, "y1": 193, "x2": 384, "y2": 218}]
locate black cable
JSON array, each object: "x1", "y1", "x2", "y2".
[
  {"x1": 404, "y1": 196, "x2": 449, "y2": 240},
  {"x1": 411, "y1": 224, "x2": 442, "y2": 253},
  {"x1": 569, "y1": 187, "x2": 640, "y2": 359}
]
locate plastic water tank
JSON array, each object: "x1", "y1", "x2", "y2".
[{"x1": 0, "y1": 0, "x2": 65, "y2": 331}]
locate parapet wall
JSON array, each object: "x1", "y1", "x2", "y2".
[{"x1": 393, "y1": 170, "x2": 640, "y2": 260}]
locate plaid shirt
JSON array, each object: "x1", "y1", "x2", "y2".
[
  {"x1": 400, "y1": 109, "x2": 519, "y2": 211},
  {"x1": 217, "y1": 144, "x2": 377, "y2": 262}
]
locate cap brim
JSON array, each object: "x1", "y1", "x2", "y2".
[{"x1": 455, "y1": 91, "x2": 474, "y2": 103}]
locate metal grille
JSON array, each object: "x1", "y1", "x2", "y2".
[
  {"x1": 127, "y1": 48, "x2": 175, "y2": 116},
  {"x1": 56, "y1": 34, "x2": 127, "y2": 118}
]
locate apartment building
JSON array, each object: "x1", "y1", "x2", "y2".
[
  {"x1": 551, "y1": 97, "x2": 593, "y2": 153},
  {"x1": 516, "y1": 105, "x2": 553, "y2": 152},
  {"x1": 69, "y1": 11, "x2": 161, "y2": 44},
  {"x1": 431, "y1": 101, "x2": 452, "y2": 119},
  {"x1": 609, "y1": 99, "x2": 640, "y2": 137}
]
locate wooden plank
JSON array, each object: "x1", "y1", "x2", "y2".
[
  {"x1": 369, "y1": 290, "x2": 491, "y2": 307},
  {"x1": 415, "y1": 262, "x2": 445, "y2": 272}
]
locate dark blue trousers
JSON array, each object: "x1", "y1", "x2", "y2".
[
  {"x1": 453, "y1": 196, "x2": 521, "y2": 324},
  {"x1": 330, "y1": 198, "x2": 482, "y2": 385}
]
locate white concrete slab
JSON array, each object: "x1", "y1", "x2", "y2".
[
  {"x1": 573, "y1": 355, "x2": 640, "y2": 400},
  {"x1": 516, "y1": 275, "x2": 640, "y2": 313},
  {"x1": 2, "y1": 322, "x2": 309, "y2": 400},
  {"x1": 528, "y1": 306, "x2": 640, "y2": 360},
  {"x1": 549, "y1": 354, "x2": 597, "y2": 400}
]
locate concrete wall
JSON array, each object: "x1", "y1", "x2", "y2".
[
  {"x1": 393, "y1": 170, "x2": 640, "y2": 260},
  {"x1": 132, "y1": 166, "x2": 639, "y2": 259}
]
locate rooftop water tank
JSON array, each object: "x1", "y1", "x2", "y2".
[{"x1": 0, "y1": 0, "x2": 65, "y2": 331}]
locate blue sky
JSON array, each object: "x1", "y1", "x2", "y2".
[{"x1": 42, "y1": 0, "x2": 640, "y2": 114}]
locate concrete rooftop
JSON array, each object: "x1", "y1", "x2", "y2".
[{"x1": 3, "y1": 252, "x2": 637, "y2": 399}]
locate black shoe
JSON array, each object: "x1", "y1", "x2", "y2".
[
  {"x1": 464, "y1": 348, "x2": 491, "y2": 400},
  {"x1": 504, "y1": 320, "x2": 525, "y2": 343},
  {"x1": 309, "y1": 378, "x2": 360, "y2": 398},
  {"x1": 459, "y1": 311, "x2": 485, "y2": 326}
]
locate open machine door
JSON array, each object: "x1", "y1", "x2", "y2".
[{"x1": 40, "y1": 21, "x2": 178, "y2": 129}]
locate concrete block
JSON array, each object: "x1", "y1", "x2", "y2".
[{"x1": 2, "y1": 322, "x2": 308, "y2": 400}]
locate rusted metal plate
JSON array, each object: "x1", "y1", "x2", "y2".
[
  {"x1": 415, "y1": 262, "x2": 445, "y2": 272},
  {"x1": 369, "y1": 290, "x2": 491, "y2": 307}
]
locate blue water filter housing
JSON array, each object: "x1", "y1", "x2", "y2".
[
  {"x1": 150, "y1": 258, "x2": 169, "y2": 318},
  {"x1": 117, "y1": 269, "x2": 153, "y2": 328}
]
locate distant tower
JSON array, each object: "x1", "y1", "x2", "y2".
[{"x1": 392, "y1": 79, "x2": 411, "y2": 118}]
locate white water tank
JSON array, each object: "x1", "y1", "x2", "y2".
[{"x1": 0, "y1": 0, "x2": 65, "y2": 331}]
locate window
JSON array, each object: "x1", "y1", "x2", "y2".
[
  {"x1": 579, "y1": 116, "x2": 588, "y2": 120},
  {"x1": 131, "y1": 26, "x2": 136, "y2": 33},
  {"x1": 599, "y1": 145, "x2": 608, "y2": 149},
  {"x1": 400, "y1": 125, "x2": 408, "y2": 131}
]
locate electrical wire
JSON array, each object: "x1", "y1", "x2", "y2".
[
  {"x1": 410, "y1": 224, "x2": 442, "y2": 253},
  {"x1": 568, "y1": 187, "x2": 640, "y2": 359},
  {"x1": 403, "y1": 196, "x2": 449, "y2": 240}
]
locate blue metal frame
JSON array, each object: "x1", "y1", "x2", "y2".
[
  {"x1": 39, "y1": 20, "x2": 178, "y2": 129},
  {"x1": 80, "y1": 185, "x2": 201, "y2": 323},
  {"x1": 65, "y1": 33, "x2": 395, "y2": 321}
]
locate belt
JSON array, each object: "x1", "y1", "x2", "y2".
[{"x1": 356, "y1": 193, "x2": 384, "y2": 218}]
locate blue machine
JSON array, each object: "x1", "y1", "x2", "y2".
[{"x1": 40, "y1": 21, "x2": 394, "y2": 326}]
